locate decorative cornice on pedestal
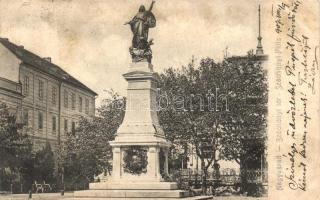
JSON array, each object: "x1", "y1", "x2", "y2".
[
  {"x1": 123, "y1": 61, "x2": 160, "y2": 81},
  {"x1": 123, "y1": 70, "x2": 159, "y2": 81},
  {"x1": 109, "y1": 140, "x2": 171, "y2": 148}
]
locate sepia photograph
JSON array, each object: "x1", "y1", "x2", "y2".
[{"x1": 0, "y1": 1, "x2": 319, "y2": 200}]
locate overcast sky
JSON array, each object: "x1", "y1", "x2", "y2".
[{"x1": 0, "y1": 0, "x2": 272, "y2": 105}]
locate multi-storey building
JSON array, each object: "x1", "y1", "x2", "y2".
[{"x1": 0, "y1": 38, "x2": 97, "y2": 150}]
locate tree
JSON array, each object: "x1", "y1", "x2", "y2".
[
  {"x1": 158, "y1": 55, "x2": 267, "y2": 194},
  {"x1": 33, "y1": 142, "x2": 55, "y2": 183},
  {"x1": 18, "y1": 143, "x2": 56, "y2": 193},
  {"x1": 19, "y1": 152, "x2": 36, "y2": 192},
  {"x1": 217, "y1": 56, "x2": 267, "y2": 165},
  {"x1": 62, "y1": 90, "x2": 125, "y2": 189},
  {"x1": 0, "y1": 103, "x2": 32, "y2": 191},
  {"x1": 158, "y1": 58, "x2": 227, "y2": 193},
  {"x1": 217, "y1": 56, "x2": 267, "y2": 196}
]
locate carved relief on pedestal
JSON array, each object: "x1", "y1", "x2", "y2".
[{"x1": 122, "y1": 146, "x2": 149, "y2": 175}]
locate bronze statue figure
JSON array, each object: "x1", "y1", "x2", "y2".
[{"x1": 125, "y1": 1, "x2": 156, "y2": 63}]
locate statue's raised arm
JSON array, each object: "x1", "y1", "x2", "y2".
[{"x1": 148, "y1": 1, "x2": 155, "y2": 12}]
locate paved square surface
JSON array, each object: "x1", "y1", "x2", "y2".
[{"x1": 0, "y1": 193, "x2": 267, "y2": 200}]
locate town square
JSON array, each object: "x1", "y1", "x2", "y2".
[{"x1": 2, "y1": 0, "x2": 317, "y2": 199}]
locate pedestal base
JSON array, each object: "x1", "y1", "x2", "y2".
[
  {"x1": 66, "y1": 195, "x2": 212, "y2": 200},
  {"x1": 74, "y1": 189, "x2": 189, "y2": 198},
  {"x1": 66, "y1": 198, "x2": 212, "y2": 200},
  {"x1": 89, "y1": 181, "x2": 178, "y2": 190},
  {"x1": 68, "y1": 181, "x2": 213, "y2": 199}
]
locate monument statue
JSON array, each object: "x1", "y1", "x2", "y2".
[
  {"x1": 125, "y1": 1, "x2": 156, "y2": 63},
  {"x1": 73, "y1": 2, "x2": 196, "y2": 198}
]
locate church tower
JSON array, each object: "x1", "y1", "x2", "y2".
[{"x1": 256, "y1": 5, "x2": 264, "y2": 55}]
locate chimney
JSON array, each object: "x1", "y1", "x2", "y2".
[
  {"x1": 19, "y1": 45, "x2": 24, "y2": 49},
  {"x1": 43, "y1": 57, "x2": 51, "y2": 62}
]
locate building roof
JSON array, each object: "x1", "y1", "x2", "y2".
[
  {"x1": 0, "y1": 38, "x2": 97, "y2": 96},
  {"x1": 225, "y1": 54, "x2": 268, "y2": 63}
]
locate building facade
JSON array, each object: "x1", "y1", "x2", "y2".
[
  {"x1": 0, "y1": 38, "x2": 97, "y2": 150},
  {"x1": 0, "y1": 77, "x2": 23, "y2": 122}
]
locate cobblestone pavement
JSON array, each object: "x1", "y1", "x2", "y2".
[{"x1": 0, "y1": 193, "x2": 267, "y2": 200}]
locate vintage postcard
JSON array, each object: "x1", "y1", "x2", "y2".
[{"x1": 0, "y1": 0, "x2": 319, "y2": 200}]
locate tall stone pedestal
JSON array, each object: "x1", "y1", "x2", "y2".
[
  {"x1": 70, "y1": 62, "x2": 209, "y2": 199},
  {"x1": 110, "y1": 61, "x2": 170, "y2": 183}
]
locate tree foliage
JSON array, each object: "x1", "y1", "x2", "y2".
[
  {"x1": 0, "y1": 103, "x2": 32, "y2": 169},
  {"x1": 158, "y1": 56, "x2": 267, "y2": 192},
  {"x1": 218, "y1": 56, "x2": 267, "y2": 166},
  {"x1": 0, "y1": 103, "x2": 32, "y2": 191},
  {"x1": 34, "y1": 142, "x2": 55, "y2": 183},
  {"x1": 18, "y1": 142, "x2": 56, "y2": 192},
  {"x1": 62, "y1": 90, "x2": 125, "y2": 186}
]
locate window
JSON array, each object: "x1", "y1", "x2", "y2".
[
  {"x1": 52, "y1": 116, "x2": 56, "y2": 132},
  {"x1": 85, "y1": 99, "x2": 89, "y2": 114},
  {"x1": 79, "y1": 97, "x2": 83, "y2": 112},
  {"x1": 23, "y1": 76, "x2": 29, "y2": 96},
  {"x1": 72, "y1": 121, "x2": 76, "y2": 134},
  {"x1": 38, "y1": 112, "x2": 43, "y2": 130},
  {"x1": 52, "y1": 86, "x2": 57, "y2": 105},
  {"x1": 64, "y1": 119, "x2": 68, "y2": 132},
  {"x1": 71, "y1": 93, "x2": 76, "y2": 110},
  {"x1": 23, "y1": 110, "x2": 28, "y2": 126},
  {"x1": 38, "y1": 80, "x2": 44, "y2": 100},
  {"x1": 64, "y1": 90, "x2": 68, "y2": 108}
]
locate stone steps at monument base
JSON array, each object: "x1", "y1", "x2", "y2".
[
  {"x1": 73, "y1": 189, "x2": 190, "y2": 198},
  {"x1": 63, "y1": 195, "x2": 213, "y2": 200},
  {"x1": 89, "y1": 182, "x2": 178, "y2": 190}
]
